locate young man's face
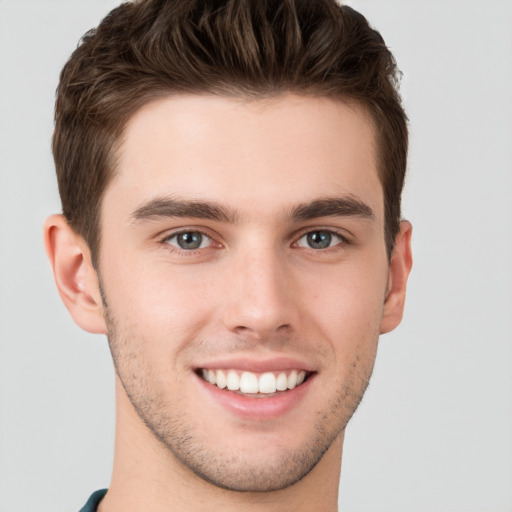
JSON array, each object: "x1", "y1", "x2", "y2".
[{"x1": 92, "y1": 94, "x2": 408, "y2": 491}]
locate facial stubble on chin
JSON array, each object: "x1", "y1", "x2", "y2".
[{"x1": 99, "y1": 287, "x2": 377, "y2": 493}]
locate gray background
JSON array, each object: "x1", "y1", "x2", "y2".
[{"x1": 1, "y1": 1, "x2": 511, "y2": 511}]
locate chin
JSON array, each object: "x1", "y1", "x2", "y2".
[{"x1": 165, "y1": 437, "x2": 334, "y2": 493}]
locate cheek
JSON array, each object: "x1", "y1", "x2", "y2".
[
  {"x1": 309, "y1": 277, "x2": 384, "y2": 319},
  {"x1": 102, "y1": 259, "x2": 220, "y2": 346},
  {"x1": 300, "y1": 259, "x2": 388, "y2": 350}
]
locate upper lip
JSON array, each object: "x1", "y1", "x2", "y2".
[{"x1": 194, "y1": 356, "x2": 317, "y2": 374}]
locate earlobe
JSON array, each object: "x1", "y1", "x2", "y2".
[
  {"x1": 43, "y1": 214, "x2": 107, "y2": 334},
  {"x1": 380, "y1": 220, "x2": 413, "y2": 335}
]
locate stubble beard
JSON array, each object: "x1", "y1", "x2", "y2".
[{"x1": 102, "y1": 301, "x2": 376, "y2": 493}]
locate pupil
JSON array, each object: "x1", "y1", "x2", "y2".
[
  {"x1": 307, "y1": 231, "x2": 331, "y2": 249},
  {"x1": 178, "y1": 232, "x2": 202, "y2": 249}
]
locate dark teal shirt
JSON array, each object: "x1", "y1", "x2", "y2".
[{"x1": 79, "y1": 489, "x2": 107, "y2": 512}]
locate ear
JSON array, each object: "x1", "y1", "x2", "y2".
[
  {"x1": 380, "y1": 220, "x2": 413, "y2": 335},
  {"x1": 43, "y1": 214, "x2": 107, "y2": 334}
]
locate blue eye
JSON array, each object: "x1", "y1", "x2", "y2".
[
  {"x1": 296, "y1": 230, "x2": 344, "y2": 249},
  {"x1": 165, "y1": 231, "x2": 212, "y2": 250}
]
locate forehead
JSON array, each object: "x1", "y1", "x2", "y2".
[{"x1": 105, "y1": 93, "x2": 382, "y2": 224}]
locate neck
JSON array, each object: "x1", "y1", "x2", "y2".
[{"x1": 99, "y1": 379, "x2": 343, "y2": 512}]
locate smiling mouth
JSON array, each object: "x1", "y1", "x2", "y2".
[{"x1": 197, "y1": 368, "x2": 311, "y2": 396}]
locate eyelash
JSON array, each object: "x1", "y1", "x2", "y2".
[
  {"x1": 161, "y1": 229, "x2": 216, "y2": 254},
  {"x1": 293, "y1": 228, "x2": 351, "y2": 251},
  {"x1": 160, "y1": 227, "x2": 351, "y2": 254}
]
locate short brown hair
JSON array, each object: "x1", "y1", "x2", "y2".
[{"x1": 53, "y1": 0, "x2": 408, "y2": 264}]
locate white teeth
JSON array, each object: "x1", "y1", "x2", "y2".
[
  {"x1": 216, "y1": 369, "x2": 227, "y2": 389},
  {"x1": 226, "y1": 370, "x2": 240, "y2": 391},
  {"x1": 276, "y1": 372, "x2": 288, "y2": 391},
  {"x1": 258, "y1": 372, "x2": 277, "y2": 393},
  {"x1": 240, "y1": 372, "x2": 259, "y2": 393},
  {"x1": 287, "y1": 370, "x2": 297, "y2": 389},
  {"x1": 201, "y1": 368, "x2": 309, "y2": 394}
]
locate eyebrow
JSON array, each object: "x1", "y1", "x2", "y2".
[
  {"x1": 290, "y1": 196, "x2": 375, "y2": 222},
  {"x1": 130, "y1": 197, "x2": 238, "y2": 224},
  {"x1": 130, "y1": 194, "x2": 374, "y2": 224}
]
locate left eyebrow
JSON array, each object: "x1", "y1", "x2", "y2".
[{"x1": 290, "y1": 195, "x2": 375, "y2": 221}]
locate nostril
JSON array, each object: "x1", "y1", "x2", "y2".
[{"x1": 232, "y1": 323, "x2": 291, "y2": 340}]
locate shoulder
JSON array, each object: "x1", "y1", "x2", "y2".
[{"x1": 78, "y1": 489, "x2": 107, "y2": 512}]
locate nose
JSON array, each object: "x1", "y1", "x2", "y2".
[{"x1": 221, "y1": 248, "x2": 298, "y2": 340}]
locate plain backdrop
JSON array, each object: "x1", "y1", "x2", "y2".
[{"x1": 0, "y1": 1, "x2": 511, "y2": 511}]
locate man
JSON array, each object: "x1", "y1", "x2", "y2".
[{"x1": 44, "y1": 0, "x2": 412, "y2": 510}]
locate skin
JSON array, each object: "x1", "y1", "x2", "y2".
[{"x1": 44, "y1": 94, "x2": 412, "y2": 512}]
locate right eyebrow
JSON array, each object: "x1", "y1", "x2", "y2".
[{"x1": 130, "y1": 197, "x2": 239, "y2": 224}]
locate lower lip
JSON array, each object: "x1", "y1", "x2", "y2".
[{"x1": 195, "y1": 373, "x2": 315, "y2": 421}]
